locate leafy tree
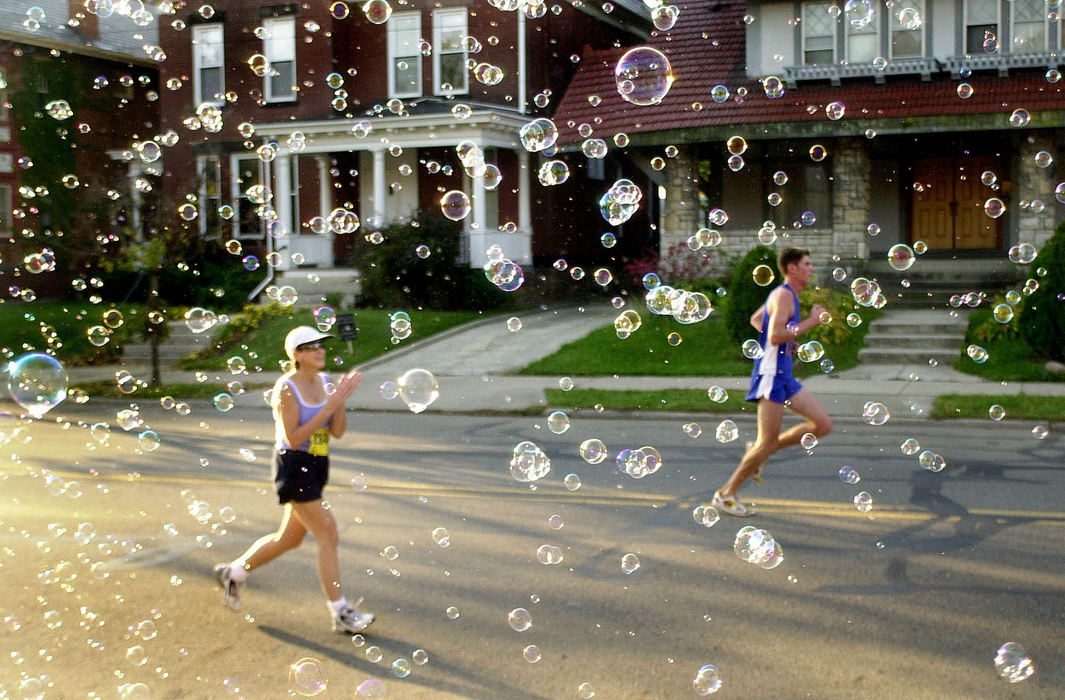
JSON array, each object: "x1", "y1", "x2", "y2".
[{"x1": 724, "y1": 245, "x2": 779, "y2": 345}]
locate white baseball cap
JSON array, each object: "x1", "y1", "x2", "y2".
[{"x1": 284, "y1": 326, "x2": 334, "y2": 360}]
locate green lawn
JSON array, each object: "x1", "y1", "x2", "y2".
[
  {"x1": 70, "y1": 380, "x2": 273, "y2": 401},
  {"x1": 521, "y1": 311, "x2": 874, "y2": 377},
  {"x1": 932, "y1": 393, "x2": 1065, "y2": 420},
  {"x1": 0, "y1": 299, "x2": 140, "y2": 365},
  {"x1": 181, "y1": 307, "x2": 490, "y2": 371},
  {"x1": 545, "y1": 388, "x2": 755, "y2": 413}
]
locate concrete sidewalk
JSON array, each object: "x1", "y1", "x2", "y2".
[{"x1": 62, "y1": 304, "x2": 1065, "y2": 418}]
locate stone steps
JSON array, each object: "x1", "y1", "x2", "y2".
[
  {"x1": 857, "y1": 309, "x2": 971, "y2": 365},
  {"x1": 122, "y1": 319, "x2": 227, "y2": 364}
]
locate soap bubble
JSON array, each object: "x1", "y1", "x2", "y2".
[
  {"x1": 692, "y1": 663, "x2": 723, "y2": 695},
  {"x1": 508, "y1": 608, "x2": 532, "y2": 631},
  {"x1": 614, "y1": 46, "x2": 674, "y2": 105},
  {"x1": 184, "y1": 307, "x2": 217, "y2": 334},
  {"x1": 988, "y1": 404, "x2": 1006, "y2": 421},
  {"x1": 844, "y1": 0, "x2": 875, "y2": 28},
  {"x1": 854, "y1": 491, "x2": 873, "y2": 513},
  {"x1": 620, "y1": 552, "x2": 640, "y2": 574},
  {"x1": 838, "y1": 466, "x2": 860, "y2": 484},
  {"x1": 1009, "y1": 109, "x2": 1030, "y2": 127},
  {"x1": 741, "y1": 339, "x2": 763, "y2": 360},
  {"x1": 523, "y1": 644, "x2": 542, "y2": 663},
  {"x1": 356, "y1": 679, "x2": 387, "y2": 696},
  {"x1": 966, "y1": 344, "x2": 989, "y2": 364},
  {"x1": 396, "y1": 369, "x2": 438, "y2": 413},
  {"x1": 363, "y1": 0, "x2": 392, "y2": 24},
  {"x1": 900, "y1": 438, "x2": 921, "y2": 455},
  {"x1": 440, "y1": 190, "x2": 471, "y2": 221},
  {"x1": 1007, "y1": 243, "x2": 1037, "y2": 264},
  {"x1": 715, "y1": 419, "x2": 738, "y2": 443},
  {"x1": 8, "y1": 353, "x2": 67, "y2": 418},
  {"x1": 992, "y1": 303, "x2": 1014, "y2": 323},
  {"x1": 752, "y1": 264, "x2": 775, "y2": 286},
  {"x1": 693, "y1": 505, "x2": 720, "y2": 528},
  {"x1": 510, "y1": 440, "x2": 551, "y2": 482},
  {"x1": 564, "y1": 473, "x2": 582, "y2": 490},
  {"x1": 547, "y1": 411, "x2": 570, "y2": 434},
  {"x1": 289, "y1": 657, "x2": 327, "y2": 696},
  {"x1": 887, "y1": 244, "x2": 915, "y2": 271},
  {"x1": 984, "y1": 198, "x2": 1006, "y2": 218},
  {"x1": 579, "y1": 438, "x2": 608, "y2": 464},
  {"x1": 994, "y1": 642, "x2": 1035, "y2": 683},
  {"x1": 918, "y1": 450, "x2": 946, "y2": 472}
]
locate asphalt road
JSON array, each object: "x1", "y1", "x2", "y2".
[{"x1": 1, "y1": 404, "x2": 1062, "y2": 699}]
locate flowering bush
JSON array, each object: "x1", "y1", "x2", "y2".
[{"x1": 624, "y1": 240, "x2": 718, "y2": 289}]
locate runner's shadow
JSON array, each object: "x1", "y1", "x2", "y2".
[{"x1": 257, "y1": 626, "x2": 552, "y2": 700}]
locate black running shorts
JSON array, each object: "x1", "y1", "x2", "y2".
[{"x1": 273, "y1": 449, "x2": 329, "y2": 504}]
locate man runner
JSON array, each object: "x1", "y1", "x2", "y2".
[{"x1": 712, "y1": 247, "x2": 833, "y2": 516}]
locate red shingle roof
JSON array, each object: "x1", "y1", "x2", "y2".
[{"x1": 553, "y1": 0, "x2": 1065, "y2": 144}]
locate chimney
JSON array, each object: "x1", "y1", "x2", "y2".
[{"x1": 69, "y1": 0, "x2": 100, "y2": 40}]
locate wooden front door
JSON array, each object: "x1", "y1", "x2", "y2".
[{"x1": 911, "y1": 157, "x2": 1002, "y2": 250}]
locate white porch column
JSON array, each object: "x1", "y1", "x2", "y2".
[
  {"x1": 515, "y1": 149, "x2": 532, "y2": 264},
  {"x1": 316, "y1": 155, "x2": 331, "y2": 218},
  {"x1": 273, "y1": 153, "x2": 293, "y2": 270},
  {"x1": 372, "y1": 148, "x2": 387, "y2": 226},
  {"x1": 468, "y1": 170, "x2": 488, "y2": 267}
]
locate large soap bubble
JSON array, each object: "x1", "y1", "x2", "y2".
[
  {"x1": 614, "y1": 47, "x2": 674, "y2": 105},
  {"x1": 518, "y1": 118, "x2": 558, "y2": 152},
  {"x1": 8, "y1": 353, "x2": 68, "y2": 418},
  {"x1": 733, "y1": 525, "x2": 783, "y2": 568},
  {"x1": 396, "y1": 368, "x2": 439, "y2": 414},
  {"x1": 510, "y1": 440, "x2": 551, "y2": 482}
]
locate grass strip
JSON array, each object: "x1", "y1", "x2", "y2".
[
  {"x1": 181, "y1": 308, "x2": 489, "y2": 371},
  {"x1": 70, "y1": 380, "x2": 272, "y2": 401},
  {"x1": 521, "y1": 311, "x2": 875, "y2": 378},
  {"x1": 932, "y1": 393, "x2": 1065, "y2": 421},
  {"x1": 545, "y1": 388, "x2": 755, "y2": 414}
]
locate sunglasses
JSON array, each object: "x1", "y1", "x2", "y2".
[{"x1": 296, "y1": 341, "x2": 327, "y2": 352}]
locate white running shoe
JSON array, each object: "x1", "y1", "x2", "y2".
[
  {"x1": 711, "y1": 490, "x2": 757, "y2": 517},
  {"x1": 214, "y1": 564, "x2": 244, "y2": 610},
  {"x1": 334, "y1": 604, "x2": 375, "y2": 634}
]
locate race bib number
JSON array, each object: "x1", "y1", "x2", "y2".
[{"x1": 309, "y1": 428, "x2": 329, "y2": 456}]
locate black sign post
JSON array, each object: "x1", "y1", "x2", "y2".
[{"x1": 336, "y1": 313, "x2": 357, "y2": 354}]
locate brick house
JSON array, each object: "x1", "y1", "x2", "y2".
[
  {"x1": 552, "y1": 0, "x2": 1065, "y2": 286},
  {"x1": 0, "y1": 0, "x2": 161, "y2": 295},
  {"x1": 154, "y1": 0, "x2": 653, "y2": 285}
]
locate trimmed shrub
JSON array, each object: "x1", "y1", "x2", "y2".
[
  {"x1": 348, "y1": 212, "x2": 511, "y2": 310},
  {"x1": 724, "y1": 245, "x2": 779, "y2": 345},
  {"x1": 1019, "y1": 220, "x2": 1065, "y2": 361}
]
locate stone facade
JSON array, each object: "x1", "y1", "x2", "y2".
[
  {"x1": 1015, "y1": 135, "x2": 1058, "y2": 247},
  {"x1": 830, "y1": 137, "x2": 872, "y2": 263},
  {"x1": 659, "y1": 146, "x2": 703, "y2": 252}
]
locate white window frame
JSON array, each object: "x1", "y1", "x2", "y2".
[
  {"x1": 964, "y1": 0, "x2": 1001, "y2": 54},
  {"x1": 231, "y1": 154, "x2": 266, "y2": 240},
  {"x1": 1010, "y1": 0, "x2": 1049, "y2": 53},
  {"x1": 263, "y1": 16, "x2": 297, "y2": 103},
  {"x1": 0, "y1": 184, "x2": 11, "y2": 234},
  {"x1": 889, "y1": 0, "x2": 925, "y2": 59},
  {"x1": 388, "y1": 12, "x2": 422, "y2": 98},
  {"x1": 433, "y1": 8, "x2": 469, "y2": 95},
  {"x1": 197, "y1": 155, "x2": 222, "y2": 238},
  {"x1": 192, "y1": 23, "x2": 224, "y2": 106},
  {"x1": 845, "y1": 12, "x2": 880, "y2": 63},
  {"x1": 801, "y1": 3, "x2": 837, "y2": 66}
]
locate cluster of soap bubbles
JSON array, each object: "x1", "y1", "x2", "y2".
[
  {"x1": 184, "y1": 307, "x2": 218, "y2": 334},
  {"x1": 510, "y1": 440, "x2": 552, "y2": 482},
  {"x1": 599, "y1": 178, "x2": 643, "y2": 225},
  {"x1": 390, "y1": 311, "x2": 411, "y2": 342},
  {"x1": 483, "y1": 245, "x2": 525, "y2": 292},
  {"x1": 861, "y1": 401, "x2": 890, "y2": 426},
  {"x1": 994, "y1": 642, "x2": 1035, "y2": 683},
  {"x1": 644, "y1": 276, "x2": 713, "y2": 325},
  {"x1": 733, "y1": 526, "x2": 783, "y2": 568},
  {"x1": 615, "y1": 445, "x2": 663, "y2": 478},
  {"x1": 849, "y1": 277, "x2": 885, "y2": 308}
]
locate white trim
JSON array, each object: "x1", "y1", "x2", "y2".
[
  {"x1": 801, "y1": 2, "x2": 837, "y2": 65},
  {"x1": 388, "y1": 12, "x2": 422, "y2": 98},
  {"x1": 433, "y1": 8, "x2": 469, "y2": 95},
  {"x1": 517, "y1": 12, "x2": 527, "y2": 113},
  {"x1": 263, "y1": 16, "x2": 298, "y2": 103},
  {"x1": 196, "y1": 154, "x2": 222, "y2": 238},
  {"x1": 192, "y1": 23, "x2": 224, "y2": 106}
]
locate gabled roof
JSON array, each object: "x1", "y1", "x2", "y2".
[{"x1": 553, "y1": 0, "x2": 1065, "y2": 145}]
